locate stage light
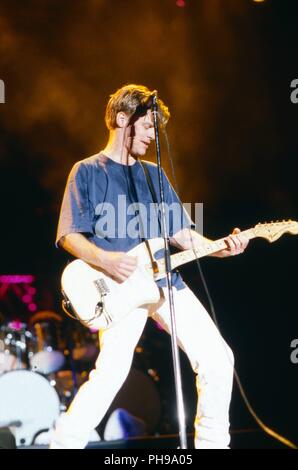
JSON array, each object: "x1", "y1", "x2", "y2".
[
  {"x1": 0, "y1": 275, "x2": 38, "y2": 313},
  {"x1": 176, "y1": 0, "x2": 186, "y2": 7}
]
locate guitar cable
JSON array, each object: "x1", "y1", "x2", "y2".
[{"x1": 162, "y1": 128, "x2": 298, "y2": 450}]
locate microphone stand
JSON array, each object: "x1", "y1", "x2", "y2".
[{"x1": 151, "y1": 93, "x2": 188, "y2": 449}]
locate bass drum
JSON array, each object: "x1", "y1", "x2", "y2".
[{"x1": 0, "y1": 370, "x2": 60, "y2": 446}]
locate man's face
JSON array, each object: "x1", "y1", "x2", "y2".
[{"x1": 126, "y1": 110, "x2": 155, "y2": 157}]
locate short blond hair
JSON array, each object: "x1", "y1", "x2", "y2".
[{"x1": 105, "y1": 84, "x2": 170, "y2": 130}]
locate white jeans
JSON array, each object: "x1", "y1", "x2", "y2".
[{"x1": 50, "y1": 285, "x2": 234, "y2": 449}]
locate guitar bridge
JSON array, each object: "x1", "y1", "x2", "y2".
[
  {"x1": 94, "y1": 278, "x2": 110, "y2": 295},
  {"x1": 93, "y1": 278, "x2": 113, "y2": 326}
]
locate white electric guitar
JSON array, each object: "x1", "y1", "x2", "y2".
[{"x1": 61, "y1": 220, "x2": 298, "y2": 330}]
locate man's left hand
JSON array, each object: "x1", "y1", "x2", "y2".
[{"x1": 215, "y1": 227, "x2": 249, "y2": 258}]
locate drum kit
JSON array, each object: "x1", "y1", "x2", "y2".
[
  {"x1": 0, "y1": 311, "x2": 164, "y2": 447},
  {"x1": 0, "y1": 311, "x2": 99, "y2": 447}
]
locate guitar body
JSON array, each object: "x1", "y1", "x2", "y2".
[{"x1": 61, "y1": 238, "x2": 164, "y2": 330}]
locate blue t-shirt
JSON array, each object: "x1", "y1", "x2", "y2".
[{"x1": 56, "y1": 153, "x2": 194, "y2": 290}]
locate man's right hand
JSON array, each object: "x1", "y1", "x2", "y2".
[
  {"x1": 59, "y1": 233, "x2": 138, "y2": 283},
  {"x1": 99, "y1": 251, "x2": 138, "y2": 283}
]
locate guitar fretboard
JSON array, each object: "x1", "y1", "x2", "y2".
[{"x1": 154, "y1": 228, "x2": 256, "y2": 280}]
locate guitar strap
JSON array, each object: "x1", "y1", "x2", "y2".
[
  {"x1": 140, "y1": 160, "x2": 162, "y2": 229},
  {"x1": 140, "y1": 160, "x2": 159, "y2": 205},
  {"x1": 140, "y1": 160, "x2": 161, "y2": 274}
]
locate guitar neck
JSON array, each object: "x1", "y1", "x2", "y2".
[{"x1": 155, "y1": 228, "x2": 257, "y2": 279}]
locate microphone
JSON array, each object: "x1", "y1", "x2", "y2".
[
  {"x1": 129, "y1": 90, "x2": 158, "y2": 124},
  {"x1": 142, "y1": 90, "x2": 158, "y2": 109}
]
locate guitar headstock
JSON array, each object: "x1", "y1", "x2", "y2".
[{"x1": 254, "y1": 220, "x2": 298, "y2": 242}]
